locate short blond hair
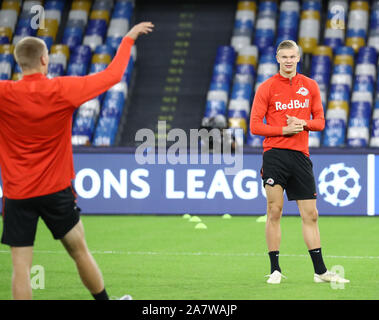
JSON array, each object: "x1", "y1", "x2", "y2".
[
  {"x1": 276, "y1": 40, "x2": 300, "y2": 55},
  {"x1": 14, "y1": 37, "x2": 47, "y2": 71}
]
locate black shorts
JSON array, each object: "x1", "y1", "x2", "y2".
[
  {"x1": 261, "y1": 148, "x2": 317, "y2": 201},
  {"x1": 1, "y1": 186, "x2": 81, "y2": 247}
]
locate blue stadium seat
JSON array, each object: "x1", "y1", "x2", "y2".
[
  {"x1": 309, "y1": 130, "x2": 321, "y2": 147},
  {"x1": 255, "y1": 46, "x2": 277, "y2": 92},
  {"x1": 368, "y1": 1, "x2": 379, "y2": 51},
  {"x1": 204, "y1": 100, "x2": 227, "y2": 118},
  {"x1": 324, "y1": 1, "x2": 348, "y2": 51},
  {"x1": 203, "y1": 45, "x2": 235, "y2": 123},
  {"x1": 254, "y1": 1, "x2": 277, "y2": 51},
  {"x1": 47, "y1": 63, "x2": 64, "y2": 78},
  {"x1": 246, "y1": 131, "x2": 264, "y2": 147},
  {"x1": 323, "y1": 119, "x2": 346, "y2": 147},
  {"x1": 62, "y1": 26, "x2": 83, "y2": 49},
  {"x1": 276, "y1": 1, "x2": 300, "y2": 46},
  {"x1": 93, "y1": 117, "x2": 119, "y2": 146}
]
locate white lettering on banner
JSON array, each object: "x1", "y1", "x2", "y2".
[
  {"x1": 75, "y1": 168, "x2": 150, "y2": 199},
  {"x1": 275, "y1": 99, "x2": 309, "y2": 111},
  {"x1": 164, "y1": 169, "x2": 259, "y2": 200},
  {"x1": 233, "y1": 169, "x2": 258, "y2": 200},
  {"x1": 166, "y1": 169, "x2": 185, "y2": 199},
  {"x1": 104, "y1": 169, "x2": 127, "y2": 199},
  {"x1": 207, "y1": 169, "x2": 233, "y2": 199},
  {"x1": 75, "y1": 168, "x2": 101, "y2": 199},
  {"x1": 187, "y1": 169, "x2": 207, "y2": 199},
  {"x1": 130, "y1": 169, "x2": 150, "y2": 199}
]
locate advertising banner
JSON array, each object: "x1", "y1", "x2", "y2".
[
  {"x1": 0, "y1": 152, "x2": 375, "y2": 215},
  {"x1": 71, "y1": 153, "x2": 371, "y2": 215}
]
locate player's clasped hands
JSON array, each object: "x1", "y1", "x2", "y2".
[{"x1": 283, "y1": 114, "x2": 306, "y2": 136}]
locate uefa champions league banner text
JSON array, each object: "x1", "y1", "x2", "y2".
[
  {"x1": 70, "y1": 154, "x2": 373, "y2": 215},
  {"x1": 0, "y1": 153, "x2": 375, "y2": 215}
]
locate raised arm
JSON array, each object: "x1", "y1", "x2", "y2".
[{"x1": 58, "y1": 22, "x2": 154, "y2": 107}]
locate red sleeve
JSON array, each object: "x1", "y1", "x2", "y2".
[
  {"x1": 304, "y1": 80, "x2": 325, "y2": 131},
  {"x1": 57, "y1": 36, "x2": 135, "y2": 107},
  {"x1": 250, "y1": 83, "x2": 283, "y2": 137}
]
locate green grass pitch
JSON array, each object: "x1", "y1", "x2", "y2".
[{"x1": 0, "y1": 215, "x2": 378, "y2": 300}]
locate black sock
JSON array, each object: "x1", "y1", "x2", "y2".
[
  {"x1": 92, "y1": 288, "x2": 109, "y2": 300},
  {"x1": 268, "y1": 251, "x2": 281, "y2": 274},
  {"x1": 308, "y1": 248, "x2": 327, "y2": 275}
]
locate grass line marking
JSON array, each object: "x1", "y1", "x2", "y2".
[{"x1": 1, "y1": 249, "x2": 379, "y2": 260}]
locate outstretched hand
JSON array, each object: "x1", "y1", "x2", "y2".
[{"x1": 126, "y1": 22, "x2": 154, "y2": 40}]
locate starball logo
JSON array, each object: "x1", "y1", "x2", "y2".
[{"x1": 275, "y1": 99, "x2": 310, "y2": 111}]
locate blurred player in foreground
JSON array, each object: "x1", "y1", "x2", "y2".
[
  {"x1": 0, "y1": 22, "x2": 154, "y2": 300},
  {"x1": 250, "y1": 40, "x2": 349, "y2": 285}
]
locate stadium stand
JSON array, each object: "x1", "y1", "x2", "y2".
[
  {"x1": 1, "y1": 0, "x2": 379, "y2": 149},
  {"x1": 0, "y1": 0, "x2": 136, "y2": 147}
]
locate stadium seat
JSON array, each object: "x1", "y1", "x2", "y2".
[
  {"x1": 47, "y1": 63, "x2": 64, "y2": 78},
  {"x1": 311, "y1": 46, "x2": 333, "y2": 107},
  {"x1": 322, "y1": 118, "x2": 346, "y2": 147},
  {"x1": 93, "y1": 116, "x2": 119, "y2": 146},
  {"x1": 67, "y1": 45, "x2": 92, "y2": 76},
  {"x1": 49, "y1": 53, "x2": 67, "y2": 68},
  {"x1": 228, "y1": 117, "x2": 247, "y2": 134},
  {"x1": 0, "y1": 44, "x2": 14, "y2": 54},
  {"x1": 72, "y1": 115, "x2": 96, "y2": 145},
  {"x1": 346, "y1": 45, "x2": 375, "y2": 148},
  {"x1": 11, "y1": 62, "x2": 21, "y2": 80},
  {"x1": 90, "y1": 10, "x2": 110, "y2": 25},
  {"x1": 204, "y1": 45, "x2": 235, "y2": 122},
  {"x1": 276, "y1": 0, "x2": 300, "y2": 46},
  {"x1": 0, "y1": 27, "x2": 12, "y2": 44},
  {"x1": 0, "y1": 53, "x2": 13, "y2": 79},
  {"x1": 255, "y1": 46, "x2": 277, "y2": 92},
  {"x1": 309, "y1": 130, "x2": 321, "y2": 147},
  {"x1": 77, "y1": 98, "x2": 101, "y2": 119},
  {"x1": 368, "y1": 1, "x2": 379, "y2": 51},
  {"x1": 231, "y1": 1, "x2": 256, "y2": 52},
  {"x1": 107, "y1": 18, "x2": 129, "y2": 38},
  {"x1": 236, "y1": 45, "x2": 258, "y2": 69},
  {"x1": 62, "y1": 24, "x2": 84, "y2": 49},
  {"x1": 323, "y1": 1, "x2": 348, "y2": 51},
  {"x1": 345, "y1": 1, "x2": 369, "y2": 52},
  {"x1": 246, "y1": 131, "x2": 264, "y2": 147},
  {"x1": 1, "y1": 1, "x2": 21, "y2": 14},
  {"x1": 0, "y1": 9, "x2": 18, "y2": 33},
  {"x1": 71, "y1": 1, "x2": 92, "y2": 15},
  {"x1": 51, "y1": 44, "x2": 70, "y2": 60},
  {"x1": 22, "y1": 1, "x2": 43, "y2": 12},
  {"x1": 37, "y1": 19, "x2": 59, "y2": 41},
  {"x1": 298, "y1": 3, "x2": 321, "y2": 54},
  {"x1": 254, "y1": 1, "x2": 277, "y2": 52},
  {"x1": 330, "y1": 64, "x2": 353, "y2": 91},
  {"x1": 370, "y1": 106, "x2": 379, "y2": 146}
]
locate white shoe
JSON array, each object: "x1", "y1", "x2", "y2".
[
  {"x1": 119, "y1": 294, "x2": 133, "y2": 300},
  {"x1": 265, "y1": 270, "x2": 286, "y2": 284},
  {"x1": 314, "y1": 271, "x2": 350, "y2": 283}
]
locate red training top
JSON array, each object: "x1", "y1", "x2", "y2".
[
  {"x1": 0, "y1": 36, "x2": 135, "y2": 199},
  {"x1": 250, "y1": 72, "x2": 325, "y2": 157}
]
